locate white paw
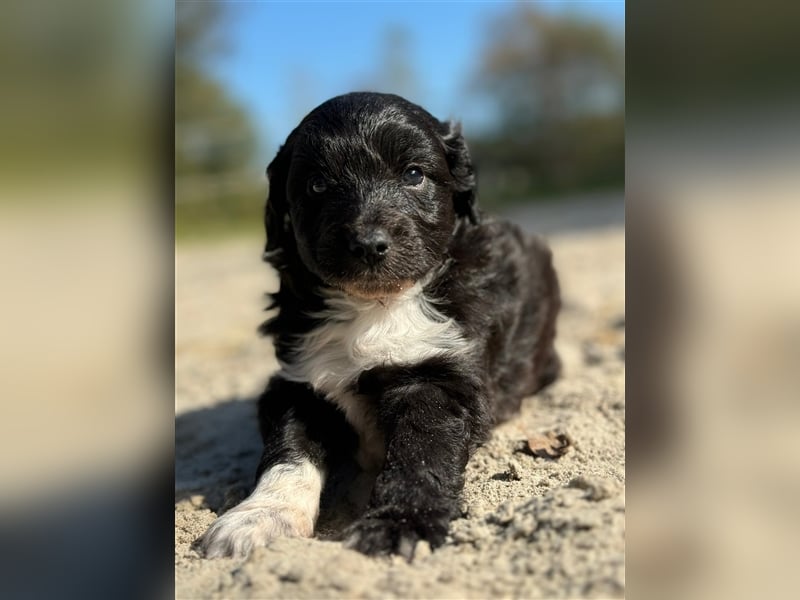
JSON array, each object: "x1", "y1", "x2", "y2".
[
  {"x1": 197, "y1": 459, "x2": 324, "y2": 558},
  {"x1": 197, "y1": 502, "x2": 314, "y2": 558}
]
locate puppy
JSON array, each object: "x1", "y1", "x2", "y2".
[{"x1": 197, "y1": 92, "x2": 561, "y2": 560}]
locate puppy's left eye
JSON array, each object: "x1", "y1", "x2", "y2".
[
  {"x1": 402, "y1": 166, "x2": 424, "y2": 186},
  {"x1": 308, "y1": 177, "x2": 327, "y2": 195}
]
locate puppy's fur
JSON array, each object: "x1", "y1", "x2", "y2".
[{"x1": 197, "y1": 92, "x2": 561, "y2": 560}]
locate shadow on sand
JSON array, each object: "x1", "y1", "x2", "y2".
[
  {"x1": 175, "y1": 397, "x2": 262, "y2": 512},
  {"x1": 175, "y1": 396, "x2": 370, "y2": 537}
]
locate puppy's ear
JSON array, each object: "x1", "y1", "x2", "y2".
[
  {"x1": 441, "y1": 120, "x2": 479, "y2": 225},
  {"x1": 263, "y1": 142, "x2": 293, "y2": 261}
]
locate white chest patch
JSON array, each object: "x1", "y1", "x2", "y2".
[
  {"x1": 279, "y1": 283, "x2": 469, "y2": 399},
  {"x1": 278, "y1": 283, "x2": 470, "y2": 468}
]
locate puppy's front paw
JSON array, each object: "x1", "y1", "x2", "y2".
[
  {"x1": 344, "y1": 509, "x2": 448, "y2": 561},
  {"x1": 195, "y1": 503, "x2": 314, "y2": 559}
]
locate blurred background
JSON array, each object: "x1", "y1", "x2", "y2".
[
  {"x1": 176, "y1": 1, "x2": 624, "y2": 239},
  {"x1": 3, "y1": 0, "x2": 798, "y2": 598}
]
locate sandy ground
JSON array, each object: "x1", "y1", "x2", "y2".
[{"x1": 175, "y1": 202, "x2": 624, "y2": 599}]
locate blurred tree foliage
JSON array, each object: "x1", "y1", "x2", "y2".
[
  {"x1": 373, "y1": 26, "x2": 421, "y2": 103},
  {"x1": 176, "y1": 2, "x2": 262, "y2": 239},
  {"x1": 471, "y1": 6, "x2": 624, "y2": 206},
  {"x1": 0, "y1": 0, "x2": 149, "y2": 185}
]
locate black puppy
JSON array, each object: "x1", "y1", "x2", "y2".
[{"x1": 197, "y1": 92, "x2": 561, "y2": 560}]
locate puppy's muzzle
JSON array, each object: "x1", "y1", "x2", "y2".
[{"x1": 347, "y1": 227, "x2": 390, "y2": 267}]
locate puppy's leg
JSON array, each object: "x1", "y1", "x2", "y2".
[
  {"x1": 345, "y1": 359, "x2": 488, "y2": 560},
  {"x1": 197, "y1": 377, "x2": 355, "y2": 558}
]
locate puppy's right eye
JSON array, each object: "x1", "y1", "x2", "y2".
[
  {"x1": 308, "y1": 177, "x2": 327, "y2": 195},
  {"x1": 402, "y1": 166, "x2": 424, "y2": 186}
]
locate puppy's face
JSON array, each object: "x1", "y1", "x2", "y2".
[{"x1": 266, "y1": 93, "x2": 477, "y2": 299}]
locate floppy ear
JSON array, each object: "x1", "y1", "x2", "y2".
[
  {"x1": 441, "y1": 120, "x2": 479, "y2": 225},
  {"x1": 263, "y1": 142, "x2": 294, "y2": 263}
]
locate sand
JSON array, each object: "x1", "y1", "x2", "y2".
[{"x1": 175, "y1": 212, "x2": 624, "y2": 599}]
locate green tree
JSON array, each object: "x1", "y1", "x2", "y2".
[
  {"x1": 472, "y1": 6, "x2": 624, "y2": 202},
  {"x1": 176, "y1": 3, "x2": 256, "y2": 177},
  {"x1": 175, "y1": 3, "x2": 261, "y2": 238}
]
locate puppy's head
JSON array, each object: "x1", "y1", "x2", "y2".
[{"x1": 264, "y1": 92, "x2": 477, "y2": 300}]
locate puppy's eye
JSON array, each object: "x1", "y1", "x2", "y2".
[
  {"x1": 402, "y1": 166, "x2": 424, "y2": 186},
  {"x1": 308, "y1": 177, "x2": 327, "y2": 195}
]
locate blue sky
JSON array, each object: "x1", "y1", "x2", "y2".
[{"x1": 196, "y1": 1, "x2": 624, "y2": 164}]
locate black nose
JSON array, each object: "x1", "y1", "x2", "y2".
[{"x1": 348, "y1": 228, "x2": 390, "y2": 265}]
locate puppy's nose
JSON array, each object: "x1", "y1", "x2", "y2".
[{"x1": 348, "y1": 229, "x2": 390, "y2": 265}]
